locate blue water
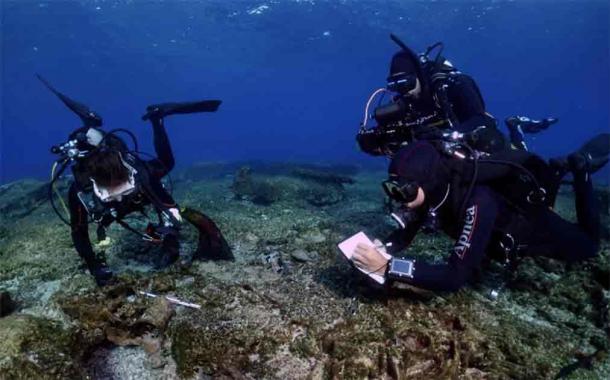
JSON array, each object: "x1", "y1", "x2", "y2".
[{"x1": 2, "y1": 0, "x2": 609, "y2": 183}]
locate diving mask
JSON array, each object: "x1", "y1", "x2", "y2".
[
  {"x1": 91, "y1": 157, "x2": 138, "y2": 202},
  {"x1": 386, "y1": 72, "x2": 417, "y2": 94},
  {"x1": 382, "y1": 179, "x2": 419, "y2": 204}
]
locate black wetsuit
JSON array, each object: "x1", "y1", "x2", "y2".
[
  {"x1": 412, "y1": 72, "x2": 507, "y2": 153},
  {"x1": 68, "y1": 118, "x2": 231, "y2": 276},
  {"x1": 384, "y1": 142, "x2": 599, "y2": 292}
]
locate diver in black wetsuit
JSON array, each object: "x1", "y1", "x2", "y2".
[
  {"x1": 349, "y1": 35, "x2": 610, "y2": 292},
  {"x1": 357, "y1": 35, "x2": 507, "y2": 157},
  {"x1": 349, "y1": 135, "x2": 609, "y2": 292},
  {"x1": 42, "y1": 76, "x2": 233, "y2": 286}
]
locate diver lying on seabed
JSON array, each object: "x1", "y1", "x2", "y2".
[
  {"x1": 349, "y1": 136, "x2": 608, "y2": 292},
  {"x1": 345, "y1": 35, "x2": 610, "y2": 292},
  {"x1": 41, "y1": 75, "x2": 233, "y2": 286}
]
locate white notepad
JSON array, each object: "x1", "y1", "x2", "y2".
[{"x1": 338, "y1": 231, "x2": 392, "y2": 284}]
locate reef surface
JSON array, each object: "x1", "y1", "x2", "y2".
[{"x1": 0, "y1": 163, "x2": 608, "y2": 379}]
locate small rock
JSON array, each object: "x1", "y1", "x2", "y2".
[
  {"x1": 139, "y1": 298, "x2": 174, "y2": 329},
  {"x1": 176, "y1": 276, "x2": 195, "y2": 288},
  {"x1": 245, "y1": 232, "x2": 259, "y2": 243},
  {"x1": 0, "y1": 291, "x2": 15, "y2": 317},
  {"x1": 141, "y1": 333, "x2": 165, "y2": 369},
  {"x1": 305, "y1": 231, "x2": 326, "y2": 244},
  {"x1": 291, "y1": 249, "x2": 312, "y2": 262},
  {"x1": 404, "y1": 360, "x2": 435, "y2": 377}
]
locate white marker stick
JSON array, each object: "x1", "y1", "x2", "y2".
[{"x1": 138, "y1": 291, "x2": 201, "y2": 309}]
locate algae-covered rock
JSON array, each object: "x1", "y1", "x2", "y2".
[
  {"x1": 57, "y1": 277, "x2": 177, "y2": 347},
  {"x1": 179, "y1": 161, "x2": 360, "y2": 182},
  {"x1": 231, "y1": 166, "x2": 348, "y2": 207},
  {"x1": 0, "y1": 314, "x2": 82, "y2": 379},
  {"x1": 0, "y1": 179, "x2": 50, "y2": 220},
  {"x1": 299, "y1": 182, "x2": 346, "y2": 207},
  {"x1": 290, "y1": 168, "x2": 355, "y2": 186},
  {"x1": 231, "y1": 166, "x2": 281, "y2": 205},
  {"x1": 290, "y1": 249, "x2": 316, "y2": 262}
]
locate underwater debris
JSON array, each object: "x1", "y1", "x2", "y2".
[{"x1": 138, "y1": 291, "x2": 201, "y2": 309}]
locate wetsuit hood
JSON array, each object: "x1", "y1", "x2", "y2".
[{"x1": 390, "y1": 51, "x2": 419, "y2": 77}]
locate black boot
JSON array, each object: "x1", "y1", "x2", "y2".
[
  {"x1": 90, "y1": 262, "x2": 114, "y2": 286},
  {"x1": 157, "y1": 231, "x2": 180, "y2": 268},
  {"x1": 82, "y1": 251, "x2": 114, "y2": 286}
]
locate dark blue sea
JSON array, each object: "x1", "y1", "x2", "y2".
[{"x1": 2, "y1": 0, "x2": 609, "y2": 183}]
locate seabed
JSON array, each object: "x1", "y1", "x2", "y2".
[{"x1": 0, "y1": 162, "x2": 608, "y2": 379}]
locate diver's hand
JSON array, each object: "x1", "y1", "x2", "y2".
[{"x1": 352, "y1": 243, "x2": 390, "y2": 275}]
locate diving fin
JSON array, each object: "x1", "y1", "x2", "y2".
[
  {"x1": 568, "y1": 133, "x2": 610, "y2": 174},
  {"x1": 141, "y1": 100, "x2": 222, "y2": 121},
  {"x1": 181, "y1": 207, "x2": 234, "y2": 261},
  {"x1": 36, "y1": 74, "x2": 103, "y2": 128}
]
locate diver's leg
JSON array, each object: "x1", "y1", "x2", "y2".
[
  {"x1": 151, "y1": 117, "x2": 175, "y2": 172},
  {"x1": 508, "y1": 125, "x2": 528, "y2": 151},
  {"x1": 505, "y1": 116, "x2": 529, "y2": 151},
  {"x1": 571, "y1": 169, "x2": 600, "y2": 244},
  {"x1": 525, "y1": 208, "x2": 598, "y2": 262},
  {"x1": 522, "y1": 155, "x2": 602, "y2": 261},
  {"x1": 158, "y1": 228, "x2": 180, "y2": 267}
]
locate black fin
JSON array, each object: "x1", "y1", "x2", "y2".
[
  {"x1": 578, "y1": 133, "x2": 610, "y2": 161},
  {"x1": 565, "y1": 133, "x2": 610, "y2": 174},
  {"x1": 181, "y1": 207, "x2": 234, "y2": 261},
  {"x1": 142, "y1": 100, "x2": 222, "y2": 121},
  {"x1": 37, "y1": 74, "x2": 103, "y2": 128}
]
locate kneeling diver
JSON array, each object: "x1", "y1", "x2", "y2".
[{"x1": 42, "y1": 75, "x2": 233, "y2": 286}]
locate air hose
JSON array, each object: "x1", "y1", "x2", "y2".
[{"x1": 49, "y1": 160, "x2": 72, "y2": 226}]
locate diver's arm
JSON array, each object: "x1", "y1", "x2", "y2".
[
  {"x1": 383, "y1": 220, "x2": 422, "y2": 255},
  {"x1": 68, "y1": 183, "x2": 96, "y2": 265},
  {"x1": 446, "y1": 74, "x2": 487, "y2": 129},
  {"x1": 148, "y1": 117, "x2": 175, "y2": 178},
  {"x1": 446, "y1": 75, "x2": 506, "y2": 152},
  {"x1": 387, "y1": 187, "x2": 499, "y2": 292}
]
